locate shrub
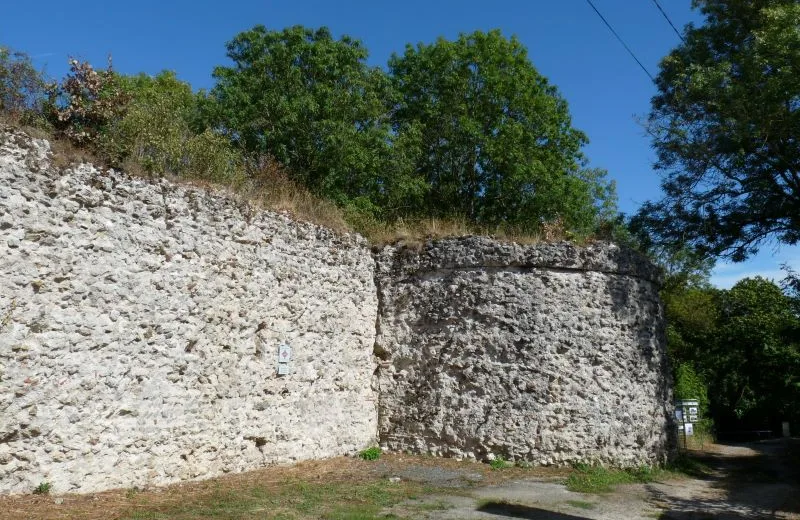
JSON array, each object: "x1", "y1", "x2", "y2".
[
  {"x1": 33, "y1": 482, "x2": 51, "y2": 495},
  {"x1": 184, "y1": 129, "x2": 243, "y2": 183},
  {"x1": 98, "y1": 71, "x2": 244, "y2": 184},
  {"x1": 359, "y1": 447, "x2": 381, "y2": 461},
  {"x1": 0, "y1": 46, "x2": 49, "y2": 124},
  {"x1": 47, "y1": 57, "x2": 129, "y2": 150}
]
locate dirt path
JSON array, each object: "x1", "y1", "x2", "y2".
[
  {"x1": 2, "y1": 441, "x2": 797, "y2": 519},
  {"x1": 649, "y1": 440, "x2": 800, "y2": 519},
  {"x1": 390, "y1": 439, "x2": 800, "y2": 520}
]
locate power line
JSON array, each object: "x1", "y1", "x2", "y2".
[
  {"x1": 651, "y1": 0, "x2": 686, "y2": 42},
  {"x1": 584, "y1": 0, "x2": 655, "y2": 82}
]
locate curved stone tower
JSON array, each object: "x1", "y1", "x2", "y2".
[{"x1": 374, "y1": 237, "x2": 673, "y2": 466}]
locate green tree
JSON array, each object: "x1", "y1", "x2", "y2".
[
  {"x1": 659, "y1": 263, "x2": 719, "y2": 427},
  {"x1": 711, "y1": 277, "x2": 800, "y2": 428},
  {"x1": 103, "y1": 71, "x2": 241, "y2": 182},
  {"x1": 208, "y1": 25, "x2": 398, "y2": 208},
  {"x1": 46, "y1": 57, "x2": 129, "y2": 149},
  {"x1": 640, "y1": 0, "x2": 800, "y2": 261},
  {"x1": 0, "y1": 46, "x2": 48, "y2": 122},
  {"x1": 389, "y1": 30, "x2": 616, "y2": 234},
  {"x1": 662, "y1": 273, "x2": 800, "y2": 433}
]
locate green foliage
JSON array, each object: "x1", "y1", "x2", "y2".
[
  {"x1": 208, "y1": 25, "x2": 395, "y2": 207},
  {"x1": 358, "y1": 446, "x2": 382, "y2": 461},
  {"x1": 47, "y1": 57, "x2": 129, "y2": 149},
  {"x1": 566, "y1": 460, "x2": 709, "y2": 494},
  {"x1": 0, "y1": 46, "x2": 48, "y2": 123},
  {"x1": 565, "y1": 464, "x2": 669, "y2": 494},
  {"x1": 105, "y1": 71, "x2": 195, "y2": 169},
  {"x1": 389, "y1": 30, "x2": 616, "y2": 235},
  {"x1": 33, "y1": 482, "x2": 51, "y2": 495},
  {"x1": 207, "y1": 26, "x2": 616, "y2": 234},
  {"x1": 640, "y1": 0, "x2": 800, "y2": 261},
  {"x1": 106, "y1": 71, "x2": 242, "y2": 182},
  {"x1": 673, "y1": 363, "x2": 710, "y2": 417},
  {"x1": 489, "y1": 457, "x2": 511, "y2": 470},
  {"x1": 713, "y1": 277, "x2": 800, "y2": 425},
  {"x1": 665, "y1": 274, "x2": 800, "y2": 431},
  {"x1": 5, "y1": 28, "x2": 619, "y2": 242}
]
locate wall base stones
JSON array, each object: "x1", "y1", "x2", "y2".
[
  {"x1": 0, "y1": 128, "x2": 378, "y2": 494},
  {"x1": 374, "y1": 238, "x2": 673, "y2": 467}
]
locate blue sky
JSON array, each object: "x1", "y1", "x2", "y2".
[{"x1": 2, "y1": 0, "x2": 796, "y2": 288}]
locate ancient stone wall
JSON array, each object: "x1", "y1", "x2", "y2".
[
  {"x1": 0, "y1": 127, "x2": 673, "y2": 495},
  {"x1": 374, "y1": 238, "x2": 673, "y2": 466},
  {"x1": 0, "y1": 129, "x2": 378, "y2": 494}
]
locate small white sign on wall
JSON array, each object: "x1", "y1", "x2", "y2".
[
  {"x1": 277, "y1": 344, "x2": 292, "y2": 376},
  {"x1": 684, "y1": 423, "x2": 694, "y2": 436}
]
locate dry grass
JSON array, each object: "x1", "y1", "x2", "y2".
[
  {"x1": 2, "y1": 121, "x2": 571, "y2": 247},
  {"x1": 48, "y1": 136, "x2": 105, "y2": 170},
  {"x1": 0, "y1": 113, "x2": 51, "y2": 140},
  {"x1": 235, "y1": 156, "x2": 351, "y2": 234},
  {"x1": 0, "y1": 454, "x2": 569, "y2": 520},
  {"x1": 359, "y1": 216, "x2": 567, "y2": 249}
]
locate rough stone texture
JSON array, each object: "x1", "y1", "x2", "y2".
[
  {"x1": 375, "y1": 237, "x2": 673, "y2": 466},
  {"x1": 0, "y1": 128, "x2": 378, "y2": 494},
  {"x1": 0, "y1": 126, "x2": 674, "y2": 495}
]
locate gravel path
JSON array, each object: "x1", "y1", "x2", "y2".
[{"x1": 388, "y1": 439, "x2": 800, "y2": 520}]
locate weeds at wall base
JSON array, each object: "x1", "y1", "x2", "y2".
[
  {"x1": 33, "y1": 482, "x2": 51, "y2": 495},
  {"x1": 358, "y1": 447, "x2": 382, "y2": 461},
  {"x1": 565, "y1": 456, "x2": 711, "y2": 494}
]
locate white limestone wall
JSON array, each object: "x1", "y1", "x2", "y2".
[{"x1": 0, "y1": 128, "x2": 378, "y2": 494}]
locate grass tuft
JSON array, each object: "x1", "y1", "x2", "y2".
[
  {"x1": 33, "y1": 482, "x2": 51, "y2": 495},
  {"x1": 566, "y1": 463, "x2": 677, "y2": 494},
  {"x1": 489, "y1": 457, "x2": 512, "y2": 470},
  {"x1": 358, "y1": 446, "x2": 382, "y2": 461}
]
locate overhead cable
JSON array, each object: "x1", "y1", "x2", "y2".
[
  {"x1": 585, "y1": 0, "x2": 655, "y2": 82},
  {"x1": 651, "y1": 0, "x2": 686, "y2": 42}
]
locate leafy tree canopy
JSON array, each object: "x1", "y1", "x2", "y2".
[
  {"x1": 0, "y1": 46, "x2": 47, "y2": 121},
  {"x1": 105, "y1": 71, "x2": 239, "y2": 182},
  {"x1": 390, "y1": 30, "x2": 616, "y2": 234},
  {"x1": 208, "y1": 25, "x2": 395, "y2": 207},
  {"x1": 666, "y1": 275, "x2": 800, "y2": 431},
  {"x1": 638, "y1": 0, "x2": 800, "y2": 261}
]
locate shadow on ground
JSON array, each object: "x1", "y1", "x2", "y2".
[
  {"x1": 650, "y1": 438, "x2": 800, "y2": 519},
  {"x1": 477, "y1": 501, "x2": 591, "y2": 520}
]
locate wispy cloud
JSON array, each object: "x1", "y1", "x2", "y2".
[
  {"x1": 711, "y1": 268, "x2": 786, "y2": 289},
  {"x1": 710, "y1": 248, "x2": 800, "y2": 289}
]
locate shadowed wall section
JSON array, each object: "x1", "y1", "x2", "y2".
[{"x1": 374, "y1": 238, "x2": 673, "y2": 466}]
